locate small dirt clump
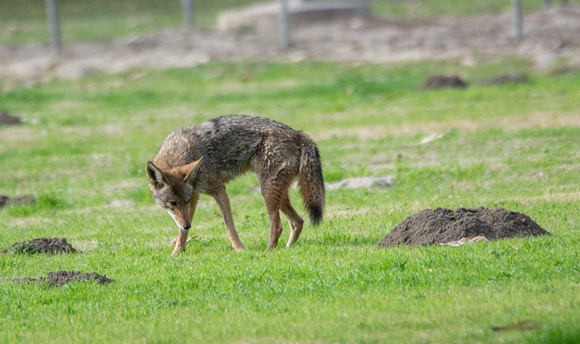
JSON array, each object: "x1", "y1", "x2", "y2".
[
  {"x1": 0, "y1": 111, "x2": 22, "y2": 125},
  {"x1": 377, "y1": 207, "x2": 550, "y2": 248},
  {"x1": 1, "y1": 237, "x2": 77, "y2": 255},
  {"x1": 0, "y1": 195, "x2": 36, "y2": 209},
  {"x1": 14, "y1": 271, "x2": 115, "y2": 287},
  {"x1": 421, "y1": 75, "x2": 468, "y2": 90},
  {"x1": 0, "y1": 195, "x2": 9, "y2": 208}
]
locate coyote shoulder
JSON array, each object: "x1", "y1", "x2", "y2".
[{"x1": 146, "y1": 115, "x2": 325, "y2": 254}]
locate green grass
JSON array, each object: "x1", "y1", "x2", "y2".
[
  {"x1": 367, "y1": 0, "x2": 580, "y2": 18},
  {"x1": 1, "y1": 59, "x2": 579, "y2": 343},
  {"x1": 2, "y1": 0, "x2": 580, "y2": 44}
]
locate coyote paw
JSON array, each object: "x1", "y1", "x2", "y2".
[{"x1": 233, "y1": 243, "x2": 246, "y2": 252}]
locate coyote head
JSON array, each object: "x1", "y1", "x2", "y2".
[{"x1": 145, "y1": 158, "x2": 203, "y2": 230}]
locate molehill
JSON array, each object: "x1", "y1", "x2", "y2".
[
  {"x1": 377, "y1": 207, "x2": 550, "y2": 248},
  {"x1": 1, "y1": 237, "x2": 77, "y2": 255}
]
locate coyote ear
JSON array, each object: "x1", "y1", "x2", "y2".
[
  {"x1": 146, "y1": 161, "x2": 165, "y2": 190},
  {"x1": 180, "y1": 157, "x2": 203, "y2": 185}
]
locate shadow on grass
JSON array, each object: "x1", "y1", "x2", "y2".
[{"x1": 526, "y1": 326, "x2": 580, "y2": 344}]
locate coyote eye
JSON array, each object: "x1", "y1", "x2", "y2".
[{"x1": 169, "y1": 201, "x2": 177, "y2": 207}]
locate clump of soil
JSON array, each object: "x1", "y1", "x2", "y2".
[
  {"x1": 15, "y1": 271, "x2": 115, "y2": 287},
  {"x1": 1, "y1": 237, "x2": 77, "y2": 255},
  {"x1": 377, "y1": 207, "x2": 550, "y2": 248},
  {"x1": 480, "y1": 74, "x2": 530, "y2": 86},
  {"x1": 421, "y1": 75, "x2": 468, "y2": 90},
  {"x1": 0, "y1": 195, "x2": 9, "y2": 208},
  {"x1": 0, "y1": 111, "x2": 22, "y2": 125},
  {"x1": 0, "y1": 194, "x2": 36, "y2": 209}
]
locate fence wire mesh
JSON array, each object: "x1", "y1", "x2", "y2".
[{"x1": 1, "y1": 0, "x2": 578, "y2": 45}]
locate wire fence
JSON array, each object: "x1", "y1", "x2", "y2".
[
  {"x1": 43, "y1": 0, "x2": 199, "y2": 53},
  {"x1": 1, "y1": 0, "x2": 577, "y2": 54}
]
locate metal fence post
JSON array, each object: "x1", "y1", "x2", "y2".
[
  {"x1": 182, "y1": 0, "x2": 194, "y2": 28},
  {"x1": 543, "y1": 0, "x2": 551, "y2": 9},
  {"x1": 45, "y1": 0, "x2": 62, "y2": 55},
  {"x1": 513, "y1": 0, "x2": 523, "y2": 44},
  {"x1": 279, "y1": 0, "x2": 291, "y2": 48}
]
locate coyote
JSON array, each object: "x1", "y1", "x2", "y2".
[{"x1": 146, "y1": 115, "x2": 325, "y2": 254}]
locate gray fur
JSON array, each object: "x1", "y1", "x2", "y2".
[{"x1": 148, "y1": 115, "x2": 325, "y2": 253}]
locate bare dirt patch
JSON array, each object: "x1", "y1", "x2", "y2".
[
  {"x1": 314, "y1": 111, "x2": 580, "y2": 140},
  {"x1": 0, "y1": 111, "x2": 22, "y2": 125},
  {"x1": 14, "y1": 271, "x2": 115, "y2": 287},
  {"x1": 1, "y1": 7, "x2": 580, "y2": 84},
  {"x1": 377, "y1": 207, "x2": 550, "y2": 248},
  {"x1": 1, "y1": 237, "x2": 78, "y2": 255},
  {"x1": 421, "y1": 75, "x2": 467, "y2": 90},
  {"x1": 0, "y1": 194, "x2": 36, "y2": 209}
]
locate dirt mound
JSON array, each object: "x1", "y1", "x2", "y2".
[
  {"x1": 0, "y1": 111, "x2": 22, "y2": 125},
  {"x1": 0, "y1": 194, "x2": 36, "y2": 209},
  {"x1": 421, "y1": 75, "x2": 467, "y2": 90},
  {"x1": 481, "y1": 74, "x2": 530, "y2": 86},
  {"x1": 1, "y1": 237, "x2": 77, "y2": 255},
  {"x1": 15, "y1": 271, "x2": 115, "y2": 287},
  {"x1": 0, "y1": 195, "x2": 8, "y2": 208},
  {"x1": 377, "y1": 207, "x2": 550, "y2": 248}
]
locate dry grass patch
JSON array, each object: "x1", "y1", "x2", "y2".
[{"x1": 314, "y1": 112, "x2": 580, "y2": 140}]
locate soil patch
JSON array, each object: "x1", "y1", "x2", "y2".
[
  {"x1": 0, "y1": 194, "x2": 36, "y2": 209},
  {"x1": 421, "y1": 75, "x2": 468, "y2": 90},
  {"x1": 0, "y1": 111, "x2": 22, "y2": 125},
  {"x1": 1, "y1": 237, "x2": 77, "y2": 255},
  {"x1": 0, "y1": 195, "x2": 8, "y2": 208},
  {"x1": 377, "y1": 207, "x2": 550, "y2": 248},
  {"x1": 14, "y1": 271, "x2": 115, "y2": 287},
  {"x1": 480, "y1": 73, "x2": 530, "y2": 86}
]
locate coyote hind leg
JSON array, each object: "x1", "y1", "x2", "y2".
[
  {"x1": 261, "y1": 171, "x2": 302, "y2": 249},
  {"x1": 281, "y1": 193, "x2": 304, "y2": 247},
  {"x1": 263, "y1": 195, "x2": 283, "y2": 249},
  {"x1": 260, "y1": 180, "x2": 286, "y2": 250}
]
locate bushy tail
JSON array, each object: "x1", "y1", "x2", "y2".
[{"x1": 298, "y1": 141, "x2": 325, "y2": 225}]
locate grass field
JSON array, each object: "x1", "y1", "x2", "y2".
[
  {"x1": 1, "y1": 59, "x2": 579, "y2": 343},
  {"x1": 2, "y1": 0, "x2": 580, "y2": 44}
]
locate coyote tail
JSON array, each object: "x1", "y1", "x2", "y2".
[{"x1": 298, "y1": 141, "x2": 325, "y2": 225}]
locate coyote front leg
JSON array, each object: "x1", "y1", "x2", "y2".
[{"x1": 213, "y1": 186, "x2": 246, "y2": 251}]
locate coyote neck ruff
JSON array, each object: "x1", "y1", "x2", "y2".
[{"x1": 146, "y1": 115, "x2": 325, "y2": 255}]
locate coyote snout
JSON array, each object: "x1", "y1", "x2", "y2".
[
  {"x1": 166, "y1": 205, "x2": 191, "y2": 230},
  {"x1": 146, "y1": 115, "x2": 325, "y2": 255}
]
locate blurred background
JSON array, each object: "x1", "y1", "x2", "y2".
[
  {"x1": 2, "y1": 0, "x2": 579, "y2": 86},
  {"x1": 1, "y1": 0, "x2": 578, "y2": 43}
]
